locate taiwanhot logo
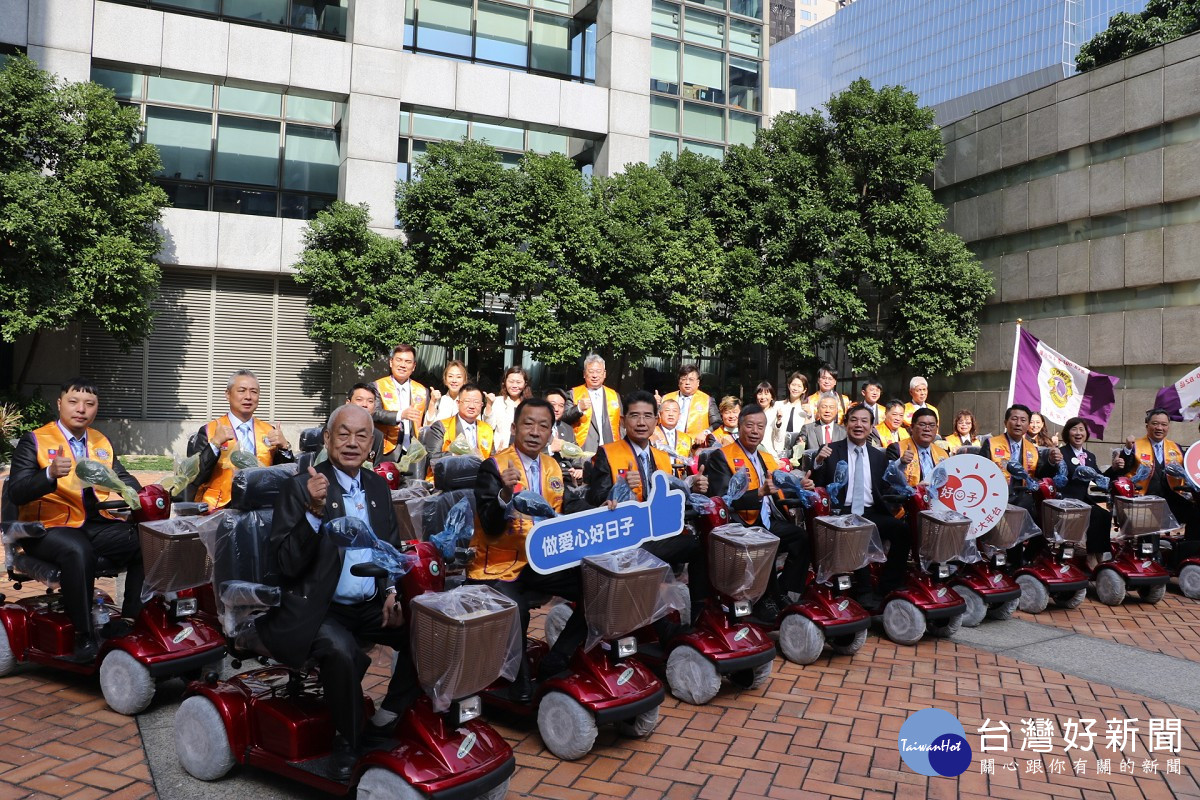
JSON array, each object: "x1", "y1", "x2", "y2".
[{"x1": 898, "y1": 708, "x2": 973, "y2": 777}]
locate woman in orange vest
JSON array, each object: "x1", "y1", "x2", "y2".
[
  {"x1": 943, "y1": 409, "x2": 980, "y2": 453},
  {"x1": 8, "y1": 378, "x2": 145, "y2": 662}
]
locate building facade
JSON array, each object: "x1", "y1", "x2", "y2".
[
  {"x1": 1, "y1": 0, "x2": 781, "y2": 453},
  {"x1": 770, "y1": 0, "x2": 1149, "y2": 125},
  {"x1": 933, "y1": 33, "x2": 1200, "y2": 448},
  {"x1": 767, "y1": 0, "x2": 841, "y2": 46}
]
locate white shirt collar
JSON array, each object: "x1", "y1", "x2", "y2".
[
  {"x1": 332, "y1": 466, "x2": 361, "y2": 492},
  {"x1": 56, "y1": 421, "x2": 86, "y2": 446}
]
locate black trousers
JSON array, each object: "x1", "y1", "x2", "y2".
[
  {"x1": 22, "y1": 521, "x2": 143, "y2": 635},
  {"x1": 470, "y1": 564, "x2": 586, "y2": 677},
  {"x1": 853, "y1": 506, "x2": 910, "y2": 592},
  {"x1": 642, "y1": 531, "x2": 709, "y2": 607},
  {"x1": 311, "y1": 599, "x2": 419, "y2": 749},
  {"x1": 766, "y1": 520, "x2": 809, "y2": 596},
  {"x1": 1006, "y1": 493, "x2": 1038, "y2": 568},
  {"x1": 1086, "y1": 504, "x2": 1113, "y2": 555}
]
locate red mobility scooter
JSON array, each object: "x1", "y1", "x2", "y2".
[
  {"x1": 1161, "y1": 463, "x2": 1200, "y2": 598},
  {"x1": 0, "y1": 462, "x2": 226, "y2": 715},
  {"x1": 174, "y1": 466, "x2": 519, "y2": 799},
  {"x1": 1087, "y1": 485, "x2": 1173, "y2": 606}
]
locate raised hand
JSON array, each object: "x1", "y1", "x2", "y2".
[{"x1": 306, "y1": 466, "x2": 329, "y2": 515}]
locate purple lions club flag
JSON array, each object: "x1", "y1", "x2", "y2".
[
  {"x1": 1007, "y1": 326, "x2": 1119, "y2": 437},
  {"x1": 1154, "y1": 366, "x2": 1200, "y2": 421}
]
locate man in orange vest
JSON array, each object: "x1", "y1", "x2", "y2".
[
  {"x1": 652, "y1": 398, "x2": 694, "y2": 462},
  {"x1": 1114, "y1": 407, "x2": 1198, "y2": 544},
  {"x1": 661, "y1": 363, "x2": 719, "y2": 441},
  {"x1": 188, "y1": 370, "x2": 293, "y2": 509},
  {"x1": 8, "y1": 378, "x2": 144, "y2": 662},
  {"x1": 562, "y1": 354, "x2": 621, "y2": 450},
  {"x1": 903, "y1": 377, "x2": 940, "y2": 432},
  {"x1": 807, "y1": 365, "x2": 852, "y2": 424},
  {"x1": 470, "y1": 398, "x2": 582, "y2": 701},
  {"x1": 371, "y1": 344, "x2": 430, "y2": 460},
  {"x1": 890, "y1": 408, "x2": 949, "y2": 487},
  {"x1": 704, "y1": 403, "x2": 810, "y2": 623},
  {"x1": 423, "y1": 384, "x2": 495, "y2": 479},
  {"x1": 871, "y1": 400, "x2": 910, "y2": 450}
]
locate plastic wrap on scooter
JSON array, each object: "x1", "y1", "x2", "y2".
[
  {"x1": 772, "y1": 470, "x2": 821, "y2": 508},
  {"x1": 1040, "y1": 498, "x2": 1091, "y2": 545},
  {"x1": 580, "y1": 547, "x2": 687, "y2": 650},
  {"x1": 917, "y1": 508, "x2": 979, "y2": 568},
  {"x1": 76, "y1": 458, "x2": 141, "y2": 508},
  {"x1": 160, "y1": 452, "x2": 202, "y2": 497},
  {"x1": 5, "y1": 542, "x2": 61, "y2": 585},
  {"x1": 419, "y1": 489, "x2": 472, "y2": 542},
  {"x1": 138, "y1": 511, "x2": 227, "y2": 601},
  {"x1": 1165, "y1": 462, "x2": 1200, "y2": 494},
  {"x1": 882, "y1": 460, "x2": 917, "y2": 499},
  {"x1": 721, "y1": 467, "x2": 750, "y2": 507},
  {"x1": 229, "y1": 465, "x2": 299, "y2": 511},
  {"x1": 811, "y1": 515, "x2": 887, "y2": 585},
  {"x1": 512, "y1": 490, "x2": 556, "y2": 519},
  {"x1": 432, "y1": 455, "x2": 483, "y2": 491},
  {"x1": 298, "y1": 426, "x2": 324, "y2": 453},
  {"x1": 1113, "y1": 495, "x2": 1180, "y2": 539},
  {"x1": 1072, "y1": 464, "x2": 1112, "y2": 493},
  {"x1": 219, "y1": 580, "x2": 282, "y2": 641},
  {"x1": 976, "y1": 505, "x2": 1041, "y2": 556},
  {"x1": 1, "y1": 520, "x2": 47, "y2": 544},
  {"x1": 321, "y1": 516, "x2": 418, "y2": 583},
  {"x1": 409, "y1": 584, "x2": 521, "y2": 712},
  {"x1": 609, "y1": 478, "x2": 633, "y2": 505},
  {"x1": 430, "y1": 498, "x2": 475, "y2": 560},
  {"x1": 708, "y1": 523, "x2": 780, "y2": 602},
  {"x1": 201, "y1": 508, "x2": 277, "y2": 615}
]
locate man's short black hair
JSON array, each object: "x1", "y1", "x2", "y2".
[
  {"x1": 911, "y1": 407, "x2": 938, "y2": 425},
  {"x1": 885, "y1": 399, "x2": 905, "y2": 412},
  {"x1": 1005, "y1": 404, "x2": 1033, "y2": 421},
  {"x1": 623, "y1": 390, "x2": 658, "y2": 415},
  {"x1": 1146, "y1": 407, "x2": 1172, "y2": 423},
  {"x1": 678, "y1": 363, "x2": 701, "y2": 378},
  {"x1": 738, "y1": 403, "x2": 767, "y2": 422},
  {"x1": 514, "y1": 397, "x2": 555, "y2": 425},
  {"x1": 458, "y1": 382, "x2": 484, "y2": 397},
  {"x1": 861, "y1": 379, "x2": 883, "y2": 392},
  {"x1": 60, "y1": 378, "x2": 98, "y2": 397},
  {"x1": 346, "y1": 382, "x2": 380, "y2": 402},
  {"x1": 844, "y1": 404, "x2": 873, "y2": 424}
]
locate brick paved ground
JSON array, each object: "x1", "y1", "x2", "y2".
[{"x1": 4, "y1": 469, "x2": 1200, "y2": 799}]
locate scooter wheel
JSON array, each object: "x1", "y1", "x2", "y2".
[
  {"x1": 881, "y1": 599, "x2": 926, "y2": 646},
  {"x1": 537, "y1": 691, "x2": 598, "y2": 760},
  {"x1": 829, "y1": 628, "x2": 867, "y2": 656},
  {"x1": 477, "y1": 778, "x2": 512, "y2": 800},
  {"x1": 778, "y1": 613, "x2": 825, "y2": 665},
  {"x1": 100, "y1": 649, "x2": 156, "y2": 715},
  {"x1": 1095, "y1": 568, "x2": 1126, "y2": 606},
  {"x1": 1052, "y1": 588, "x2": 1087, "y2": 609},
  {"x1": 617, "y1": 706, "x2": 660, "y2": 738},
  {"x1": 174, "y1": 696, "x2": 235, "y2": 781},
  {"x1": 951, "y1": 587, "x2": 986, "y2": 628},
  {"x1": 987, "y1": 596, "x2": 1021, "y2": 620},
  {"x1": 1015, "y1": 575, "x2": 1049, "y2": 614},
  {"x1": 1180, "y1": 565, "x2": 1200, "y2": 599},
  {"x1": 728, "y1": 661, "x2": 772, "y2": 691},
  {"x1": 927, "y1": 612, "x2": 963, "y2": 639},
  {"x1": 0, "y1": 623, "x2": 15, "y2": 677},
  {"x1": 542, "y1": 603, "x2": 573, "y2": 649},
  {"x1": 356, "y1": 767, "x2": 423, "y2": 799},
  {"x1": 665, "y1": 645, "x2": 721, "y2": 705},
  {"x1": 1138, "y1": 583, "x2": 1167, "y2": 604}
]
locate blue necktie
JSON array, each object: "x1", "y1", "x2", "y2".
[
  {"x1": 69, "y1": 436, "x2": 87, "y2": 462},
  {"x1": 237, "y1": 423, "x2": 255, "y2": 454},
  {"x1": 851, "y1": 447, "x2": 867, "y2": 516},
  {"x1": 919, "y1": 448, "x2": 935, "y2": 482},
  {"x1": 527, "y1": 460, "x2": 541, "y2": 497}
]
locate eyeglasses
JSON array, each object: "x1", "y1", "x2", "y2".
[{"x1": 915, "y1": 422, "x2": 938, "y2": 429}]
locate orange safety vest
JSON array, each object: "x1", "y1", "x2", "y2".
[
  {"x1": 903, "y1": 402, "x2": 940, "y2": 429},
  {"x1": 195, "y1": 415, "x2": 275, "y2": 510},
  {"x1": 18, "y1": 423, "x2": 123, "y2": 528},
  {"x1": 808, "y1": 392, "x2": 852, "y2": 424},
  {"x1": 426, "y1": 416, "x2": 495, "y2": 479},
  {"x1": 987, "y1": 435, "x2": 1038, "y2": 486},
  {"x1": 598, "y1": 440, "x2": 672, "y2": 502},
  {"x1": 718, "y1": 442, "x2": 781, "y2": 526},
  {"x1": 570, "y1": 385, "x2": 621, "y2": 447},
  {"x1": 876, "y1": 422, "x2": 910, "y2": 449},
  {"x1": 943, "y1": 433, "x2": 976, "y2": 451},
  {"x1": 467, "y1": 448, "x2": 564, "y2": 582},
  {"x1": 897, "y1": 439, "x2": 949, "y2": 487},
  {"x1": 662, "y1": 390, "x2": 713, "y2": 439},
  {"x1": 711, "y1": 427, "x2": 737, "y2": 447},
  {"x1": 374, "y1": 376, "x2": 429, "y2": 452},
  {"x1": 651, "y1": 426, "x2": 693, "y2": 459},
  {"x1": 1133, "y1": 437, "x2": 1185, "y2": 494}
]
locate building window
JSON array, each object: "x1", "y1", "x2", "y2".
[
  {"x1": 93, "y1": 67, "x2": 341, "y2": 219},
  {"x1": 110, "y1": 0, "x2": 348, "y2": 38},
  {"x1": 405, "y1": 0, "x2": 596, "y2": 83}
]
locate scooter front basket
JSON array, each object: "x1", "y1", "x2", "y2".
[
  {"x1": 1112, "y1": 495, "x2": 1169, "y2": 537},
  {"x1": 581, "y1": 549, "x2": 672, "y2": 640},
  {"x1": 410, "y1": 585, "x2": 521, "y2": 712},
  {"x1": 918, "y1": 510, "x2": 973, "y2": 564},
  {"x1": 1041, "y1": 499, "x2": 1090, "y2": 545},
  {"x1": 138, "y1": 515, "x2": 223, "y2": 598},
  {"x1": 977, "y1": 505, "x2": 1034, "y2": 552},
  {"x1": 708, "y1": 523, "x2": 780, "y2": 603},
  {"x1": 812, "y1": 515, "x2": 880, "y2": 582}
]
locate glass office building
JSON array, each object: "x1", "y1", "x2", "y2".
[{"x1": 770, "y1": 0, "x2": 1149, "y2": 124}]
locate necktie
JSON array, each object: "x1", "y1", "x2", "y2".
[
  {"x1": 918, "y1": 448, "x2": 935, "y2": 481},
  {"x1": 464, "y1": 423, "x2": 476, "y2": 450},
  {"x1": 787, "y1": 407, "x2": 796, "y2": 432},
  {"x1": 1154, "y1": 442, "x2": 1164, "y2": 463},
  {"x1": 824, "y1": 425, "x2": 832, "y2": 445},
  {"x1": 851, "y1": 447, "x2": 867, "y2": 516},
  {"x1": 345, "y1": 478, "x2": 367, "y2": 522},
  {"x1": 69, "y1": 435, "x2": 87, "y2": 461},
  {"x1": 237, "y1": 423, "x2": 255, "y2": 454},
  {"x1": 637, "y1": 450, "x2": 651, "y2": 487},
  {"x1": 677, "y1": 396, "x2": 689, "y2": 432},
  {"x1": 526, "y1": 459, "x2": 541, "y2": 497}
]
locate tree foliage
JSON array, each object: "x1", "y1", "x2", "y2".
[
  {"x1": 298, "y1": 79, "x2": 989, "y2": 378},
  {"x1": 1076, "y1": 0, "x2": 1200, "y2": 72},
  {"x1": 0, "y1": 54, "x2": 167, "y2": 363}
]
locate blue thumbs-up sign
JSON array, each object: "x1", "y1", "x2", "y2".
[{"x1": 524, "y1": 472, "x2": 686, "y2": 574}]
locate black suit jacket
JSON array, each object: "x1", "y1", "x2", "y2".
[
  {"x1": 7, "y1": 430, "x2": 141, "y2": 520},
  {"x1": 979, "y1": 436, "x2": 1057, "y2": 501},
  {"x1": 258, "y1": 461, "x2": 399, "y2": 669},
  {"x1": 810, "y1": 439, "x2": 897, "y2": 516},
  {"x1": 186, "y1": 418, "x2": 294, "y2": 500},
  {"x1": 474, "y1": 458, "x2": 511, "y2": 538}
]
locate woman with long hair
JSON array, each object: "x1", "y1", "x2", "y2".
[
  {"x1": 425, "y1": 359, "x2": 469, "y2": 424},
  {"x1": 1027, "y1": 412, "x2": 1058, "y2": 448},
  {"x1": 485, "y1": 365, "x2": 531, "y2": 451},
  {"x1": 943, "y1": 409, "x2": 979, "y2": 453}
]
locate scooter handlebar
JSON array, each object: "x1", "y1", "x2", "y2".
[{"x1": 96, "y1": 500, "x2": 130, "y2": 510}]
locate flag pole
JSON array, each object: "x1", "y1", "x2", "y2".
[{"x1": 1006, "y1": 318, "x2": 1023, "y2": 408}]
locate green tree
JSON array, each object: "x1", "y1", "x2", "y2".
[
  {"x1": 0, "y1": 54, "x2": 167, "y2": 386},
  {"x1": 292, "y1": 202, "x2": 424, "y2": 370},
  {"x1": 1076, "y1": 1, "x2": 1200, "y2": 72}
]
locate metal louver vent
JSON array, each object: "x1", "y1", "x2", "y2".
[
  {"x1": 147, "y1": 272, "x2": 213, "y2": 420},
  {"x1": 274, "y1": 281, "x2": 331, "y2": 422}
]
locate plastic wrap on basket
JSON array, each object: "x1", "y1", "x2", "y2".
[
  {"x1": 1113, "y1": 495, "x2": 1180, "y2": 539},
  {"x1": 201, "y1": 508, "x2": 276, "y2": 615},
  {"x1": 321, "y1": 516, "x2": 418, "y2": 583},
  {"x1": 811, "y1": 515, "x2": 887, "y2": 585},
  {"x1": 580, "y1": 548, "x2": 686, "y2": 650},
  {"x1": 430, "y1": 498, "x2": 474, "y2": 560},
  {"x1": 229, "y1": 464, "x2": 299, "y2": 511},
  {"x1": 917, "y1": 509, "x2": 978, "y2": 567},
  {"x1": 1040, "y1": 498, "x2": 1091, "y2": 545},
  {"x1": 137, "y1": 511, "x2": 227, "y2": 601},
  {"x1": 1, "y1": 520, "x2": 47, "y2": 544},
  {"x1": 218, "y1": 580, "x2": 282, "y2": 640},
  {"x1": 432, "y1": 455, "x2": 483, "y2": 491},
  {"x1": 976, "y1": 505, "x2": 1041, "y2": 556},
  {"x1": 409, "y1": 585, "x2": 521, "y2": 712},
  {"x1": 393, "y1": 483, "x2": 433, "y2": 540},
  {"x1": 707, "y1": 523, "x2": 779, "y2": 602}
]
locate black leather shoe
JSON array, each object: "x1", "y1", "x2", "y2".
[
  {"x1": 536, "y1": 652, "x2": 571, "y2": 682},
  {"x1": 510, "y1": 670, "x2": 534, "y2": 704},
  {"x1": 328, "y1": 737, "x2": 357, "y2": 783},
  {"x1": 752, "y1": 595, "x2": 782, "y2": 624},
  {"x1": 66, "y1": 634, "x2": 98, "y2": 663}
]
